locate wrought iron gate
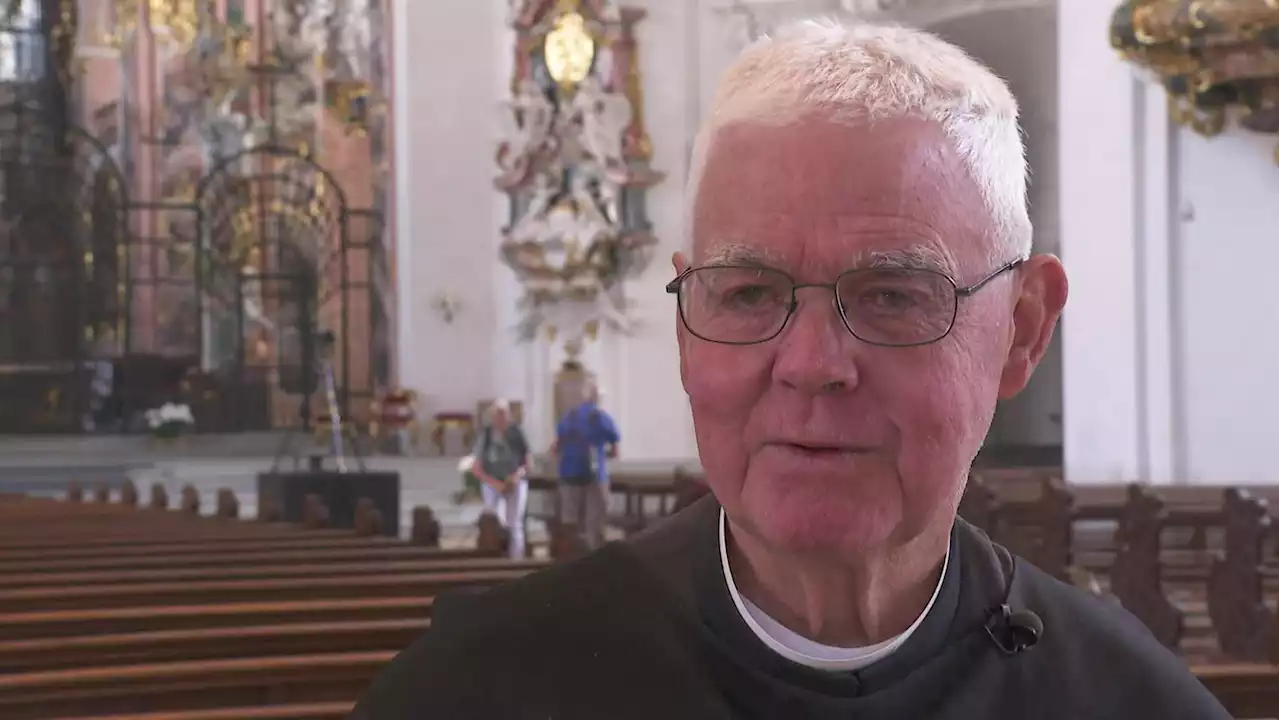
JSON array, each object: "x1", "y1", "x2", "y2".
[
  {"x1": 190, "y1": 144, "x2": 384, "y2": 431},
  {"x1": 0, "y1": 101, "x2": 130, "y2": 432}
]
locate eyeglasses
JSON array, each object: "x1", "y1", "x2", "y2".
[{"x1": 665, "y1": 258, "x2": 1026, "y2": 347}]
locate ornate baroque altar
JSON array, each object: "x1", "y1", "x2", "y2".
[
  {"x1": 496, "y1": 0, "x2": 663, "y2": 366},
  {"x1": 0, "y1": 0, "x2": 395, "y2": 432}
]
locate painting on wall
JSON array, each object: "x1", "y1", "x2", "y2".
[
  {"x1": 0, "y1": 0, "x2": 395, "y2": 432},
  {"x1": 497, "y1": 0, "x2": 663, "y2": 362}
]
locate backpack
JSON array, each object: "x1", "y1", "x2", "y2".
[
  {"x1": 561, "y1": 407, "x2": 606, "y2": 473},
  {"x1": 561, "y1": 407, "x2": 603, "y2": 448}
]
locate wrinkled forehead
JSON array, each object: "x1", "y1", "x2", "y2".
[
  {"x1": 690, "y1": 115, "x2": 991, "y2": 276},
  {"x1": 702, "y1": 242, "x2": 953, "y2": 275}
]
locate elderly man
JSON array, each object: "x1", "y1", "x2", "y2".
[{"x1": 352, "y1": 20, "x2": 1229, "y2": 719}]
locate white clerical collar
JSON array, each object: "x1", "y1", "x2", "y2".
[{"x1": 719, "y1": 507, "x2": 950, "y2": 672}]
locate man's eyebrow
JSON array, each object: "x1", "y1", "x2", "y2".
[
  {"x1": 698, "y1": 244, "x2": 954, "y2": 273},
  {"x1": 856, "y1": 247, "x2": 953, "y2": 274},
  {"x1": 698, "y1": 243, "x2": 781, "y2": 267}
]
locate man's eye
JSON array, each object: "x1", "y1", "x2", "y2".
[
  {"x1": 860, "y1": 284, "x2": 921, "y2": 310},
  {"x1": 721, "y1": 285, "x2": 778, "y2": 307}
]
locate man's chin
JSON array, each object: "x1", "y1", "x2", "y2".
[{"x1": 736, "y1": 486, "x2": 901, "y2": 559}]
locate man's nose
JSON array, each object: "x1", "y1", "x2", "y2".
[{"x1": 771, "y1": 289, "x2": 860, "y2": 394}]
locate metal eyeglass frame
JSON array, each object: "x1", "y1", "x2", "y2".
[{"x1": 664, "y1": 257, "x2": 1028, "y2": 347}]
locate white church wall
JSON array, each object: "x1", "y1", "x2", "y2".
[
  {"x1": 1059, "y1": 0, "x2": 1170, "y2": 485},
  {"x1": 1174, "y1": 128, "x2": 1278, "y2": 485},
  {"x1": 1059, "y1": 0, "x2": 1278, "y2": 485},
  {"x1": 392, "y1": 0, "x2": 505, "y2": 420}
]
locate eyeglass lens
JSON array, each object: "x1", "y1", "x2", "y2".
[{"x1": 678, "y1": 266, "x2": 957, "y2": 346}]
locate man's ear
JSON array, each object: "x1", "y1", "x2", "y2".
[
  {"x1": 999, "y1": 255, "x2": 1068, "y2": 399},
  {"x1": 672, "y1": 251, "x2": 691, "y2": 391}
]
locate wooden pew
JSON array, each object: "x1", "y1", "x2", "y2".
[
  {"x1": 0, "y1": 544, "x2": 498, "y2": 576},
  {"x1": 0, "y1": 488, "x2": 445, "y2": 560},
  {"x1": 0, "y1": 568, "x2": 533, "y2": 613},
  {"x1": 0, "y1": 618, "x2": 430, "y2": 672},
  {"x1": 1108, "y1": 484, "x2": 1187, "y2": 652},
  {"x1": 1097, "y1": 484, "x2": 1268, "y2": 661},
  {"x1": 1193, "y1": 663, "x2": 1279, "y2": 720},
  {"x1": 0, "y1": 597, "x2": 436, "y2": 641},
  {"x1": 0, "y1": 534, "x2": 409, "y2": 562},
  {"x1": 0, "y1": 556, "x2": 547, "y2": 589},
  {"x1": 0, "y1": 490, "x2": 538, "y2": 718},
  {"x1": 53, "y1": 702, "x2": 353, "y2": 720},
  {"x1": 1207, "y1": 489, "x2": 1279, "y2": 665},
  {"x1": 0, "y1": 651, "x2": 395, "y2": 719},
  {"x1": 964, "y1": 473, "x2": 1278, "y2": 580},
  {"x1": 0, "y1": 511, "x2": 369, "y2": 548},
  {"x1": 960, "y1": 472, "x2": 1278, "y2": 717}
]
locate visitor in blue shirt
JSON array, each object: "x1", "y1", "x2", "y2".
[{"x1": 553, "y1": 384, "x2": 620, "y2": 550}]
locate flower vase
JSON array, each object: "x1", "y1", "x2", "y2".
[{"x1": 150, "y1": 421, "x2": 188, "y2": 450}]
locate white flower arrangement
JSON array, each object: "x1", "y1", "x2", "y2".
[
  {"x1": 452, "y1": 454, "x2": 483, "y2": 505},
  {"x1": 146, "y1": 403, "x2": 196, "y2": 439}
]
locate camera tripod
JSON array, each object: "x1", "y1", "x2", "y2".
[{"x1": 270, "y1": 330, "x2": 366, "y2": 473}]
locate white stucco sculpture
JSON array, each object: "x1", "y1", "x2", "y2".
[
  {"x1": 570, "y1": 75, "x2": 632, "y2": 185},
  {"x1": 497, "y1": 80, "x2": 558, "y2": 187}
]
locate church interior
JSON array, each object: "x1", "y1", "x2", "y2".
[{"x1": 0, "y1": 0, "x2": 1276, "y2": 716}]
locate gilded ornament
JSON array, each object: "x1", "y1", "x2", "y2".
[
  {"x1": 544, "y1": 11, "x2": 595, "y2": 87},
  {"x1": 1111, "y1": 0, "x2": 1278, "y2": 142},
  {"x1": 325, "y1": 79, "x2": 378, "y2": 136},
  {"x1": 106, "y1": 0, "x2": 202, "y2": 49}
]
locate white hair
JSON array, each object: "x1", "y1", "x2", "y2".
[
  {"x1": 686, "y1": 18, "x2": 1031, "y2": 263},
  {"x1": 487, "y1": 399, "x2": 511, "y2": 420}
]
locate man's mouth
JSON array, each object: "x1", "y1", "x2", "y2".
[{"x1": 773, "y1": 442, "x2": 864, "y2": 456}]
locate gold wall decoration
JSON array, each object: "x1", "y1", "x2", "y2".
[
  {"x1": 106, "y1": 0, "x2": 202, "y2": 49},
  {"x1": 324, "y1": 78, "x2": 378, "y2": 136},
  {"x1": 544, "y1": 7, "x2": 595, "y2": 88},
  {"x1": 1111, "y1": 0, "x2": 1278, "y2": 138}
]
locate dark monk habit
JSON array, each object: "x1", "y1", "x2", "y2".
[{"x1": 350, "y1": 496, "x2": 1229, "y2": 719}]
